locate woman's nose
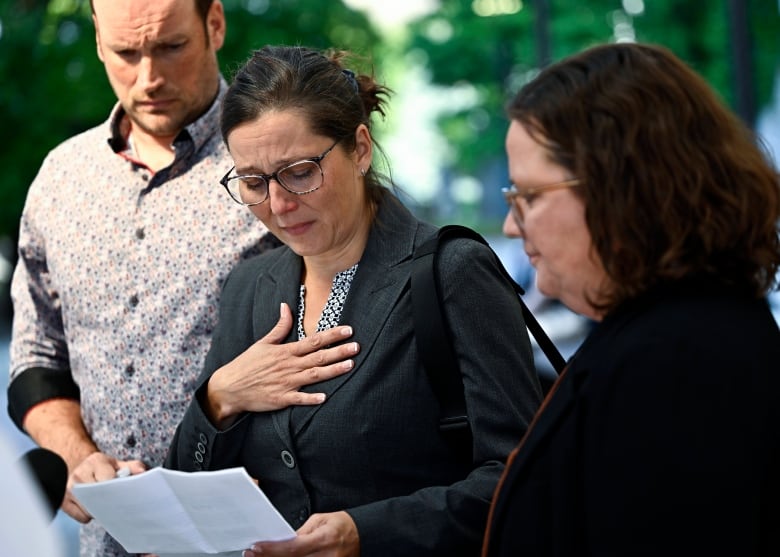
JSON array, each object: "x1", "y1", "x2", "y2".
[
  {"x1": 267, "y1": 178, "x2": 297, "y2": 214},
  {"x1": 502, "y1": 209, "x2": 524, "y2": 239}
]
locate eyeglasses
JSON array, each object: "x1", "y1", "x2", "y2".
[
  {"x1": 502, "y1": 178, "x2": 581, "y2": 221},
  {"x1": 220, "y1": 140, "x2": 339, "y2": 206}
]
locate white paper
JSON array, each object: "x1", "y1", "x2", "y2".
[{"x1": 72, "y1": 466, "x2": 295, "y2": 555}]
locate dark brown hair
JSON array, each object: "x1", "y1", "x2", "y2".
[
  {"x1": 221, "y1": 45, "x2": 392, "y2": 208},
  {"x1": 508, "y1": 42, "x2": 780, "y2": 311}
]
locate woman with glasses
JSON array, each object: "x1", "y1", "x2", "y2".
[
  {"x1": 165, "y1": 45, "x2": 542, "y2": 557},
  {"x1": 483, "y1": 42, "x2": 780, "y2": 556}
]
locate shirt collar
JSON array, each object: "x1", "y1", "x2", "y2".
[{"x1": 105, "y1": 76, "x2": 228, "y2": 156}]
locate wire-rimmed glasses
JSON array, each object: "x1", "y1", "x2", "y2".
[
  {"x1": 220, "y1": 140, "x2": 339, "y2": 206},
  {"x1": 501, "y1": 178, "x2": 581, "y2": 221}
]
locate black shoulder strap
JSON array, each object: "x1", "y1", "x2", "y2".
[
  {"x1": 410, "y1": 226, "x2": 472, "y2": 435},
  {"x1": 411, "y1": 224, "x2": 566, "y2": 439}
]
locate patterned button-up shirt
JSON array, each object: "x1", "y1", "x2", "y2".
[{"x1": 8, "y1": 80, "x2": 277, "y2": 557}]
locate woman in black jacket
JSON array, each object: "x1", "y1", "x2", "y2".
[{"x1": 485, "y1": 42, "x2": 780, "y2": 556}]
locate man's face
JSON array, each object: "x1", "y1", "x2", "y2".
[{"x1": 92, "y1": 0, "x2": 225, "y2": 141}]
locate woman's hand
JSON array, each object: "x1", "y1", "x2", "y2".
[
  {"x1": 244, "y1": 511, "x2": 360, "y2": 557},
  {"x1": 205, "y1": 303, "x2": 360, "y2": 428}
]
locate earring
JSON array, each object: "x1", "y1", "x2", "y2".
[{"x1": 360, "y1": 168, "x2": 366, "y2": 177}]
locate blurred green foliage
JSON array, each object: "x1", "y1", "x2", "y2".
[{"x1": 406, "y1": 0, "x2": 780, "y2": 178}]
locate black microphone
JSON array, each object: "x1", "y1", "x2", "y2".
[{"x1": 18, "y1": 447, "x2": 68, "y2": 520}]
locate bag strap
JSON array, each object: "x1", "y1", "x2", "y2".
[
  {"x1": 411, "y1": 226, "x2": 469, "y2": 435},
  {"x1": 411, "y1": 224, "x2": 566, "y2": 439}
]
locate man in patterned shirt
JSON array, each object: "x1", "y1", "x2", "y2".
[{"x1": 3, "y1": 1, "x2": 333, "y2": 555}]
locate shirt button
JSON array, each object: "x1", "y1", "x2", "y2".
[
  {"x1": 135, "y1": 228, "x2": 145, "y2": 240},
  {"x1": 125, "y1": 435, "x2": 137, "y2": 448},
  {"x1": 280, "y1": 450, "x2": 295, "y2": 468},
  {"x1": 129, "y1": 295, "x2": 139, "y2": 307},
  {"x1": 125, "y1": 364, "x2": 135, "y2": 377},
  {"x1": 298, "y1": 509, "x2": 307, "y2": 523}
]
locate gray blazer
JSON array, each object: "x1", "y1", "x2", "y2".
[{"x1": 166, "y1": 192, "x2": 541, "y2": 556}]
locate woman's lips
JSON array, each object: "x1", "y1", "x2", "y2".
[{"x1": 280, "y1": 221, "x2": 313, "y2": 236}]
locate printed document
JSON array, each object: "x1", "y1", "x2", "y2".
[{"x1": 72, "y1": 466, "x2": 295, "y2": 555}]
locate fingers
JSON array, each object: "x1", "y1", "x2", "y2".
[
  {"x1": 246, "y1": 512, "x2": 359, "y2": 557},
  {"x1": 70, "y1": 452, "x2": 119, "y2": 483},
  {"x1": 260, "y1": 303, "x2": 295, "y2": 345},
  {"x1": 301, "y1": 341, "x2": 360, "y2": 379},
  {"x1": 299, "y1": 342, "x2": 360, "y2": 374},
  {"x1": 258, "y1": 304, "x2": 355, "y2": 352},
  {"x1": 300, "y1": 325, "x2": 355, "y2": 353},
  {"x1": 115, "y1": 459, "x2": 148, "y2": 477},
  {"x1": 65, "y1": 452, "x2": 118, "y2": 523},
  {"x1": 281, "y1": 341, "x2": 360, "y2": 407},
  {"x1": 251, "y1": 322, "x2": 360, "y2": 394},
  {"x1": 62, "y1": 490, "x2": 92, "y2": 523},
  {"x1": 210, "y1": 317, "x2": 360, "y2": 418},
  {"x1": 65, "y1": 454, "x2": 148, "y2": 523}
]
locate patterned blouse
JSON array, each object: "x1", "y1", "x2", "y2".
[
  {"x1": 8, "y1": 80, "x2": 277, "y2": 557},
  {"x1": 296, "y1": 264, "x2": 359, "y2": 338}
]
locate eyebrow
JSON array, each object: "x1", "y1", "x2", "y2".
[
  {"x1": 234, "y1": 152, "x2": 320, "y2": 175},
  {"x1": 235, "y1": 162, "x2": 285, "y2": 176},
  {"x1": 104, "y1": 33, "x2": 189, "y2": 51}
]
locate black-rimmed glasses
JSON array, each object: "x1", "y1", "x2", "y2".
[{"x1": 220, "y1": 140, "x2": 339, "y2": 206}]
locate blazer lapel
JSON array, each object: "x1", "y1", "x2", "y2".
[
  {"x1": 251, "y1": 250, "x2": 304, "y2": 449},
  {"x1": 289, "y1": 196, "x2": 426, "y2": 436}
]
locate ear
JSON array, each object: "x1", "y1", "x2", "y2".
[
  {"x1": 353, "y1": 123, "x2": 373, "y2": 173},
  {"x1": 207, "y1": 0, "x2": 226, "y2": 51},
  {"x1": 93, "y1": 15, "x2": 105, "y2": 63}
]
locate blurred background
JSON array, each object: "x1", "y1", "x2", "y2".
[{"x1": 1, "y1": 0, "x2": 779, "y2": 554}]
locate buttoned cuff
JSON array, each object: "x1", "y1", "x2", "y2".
[{"x1": 7, "y1": 367, "x2": 80, "y2": 432}]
